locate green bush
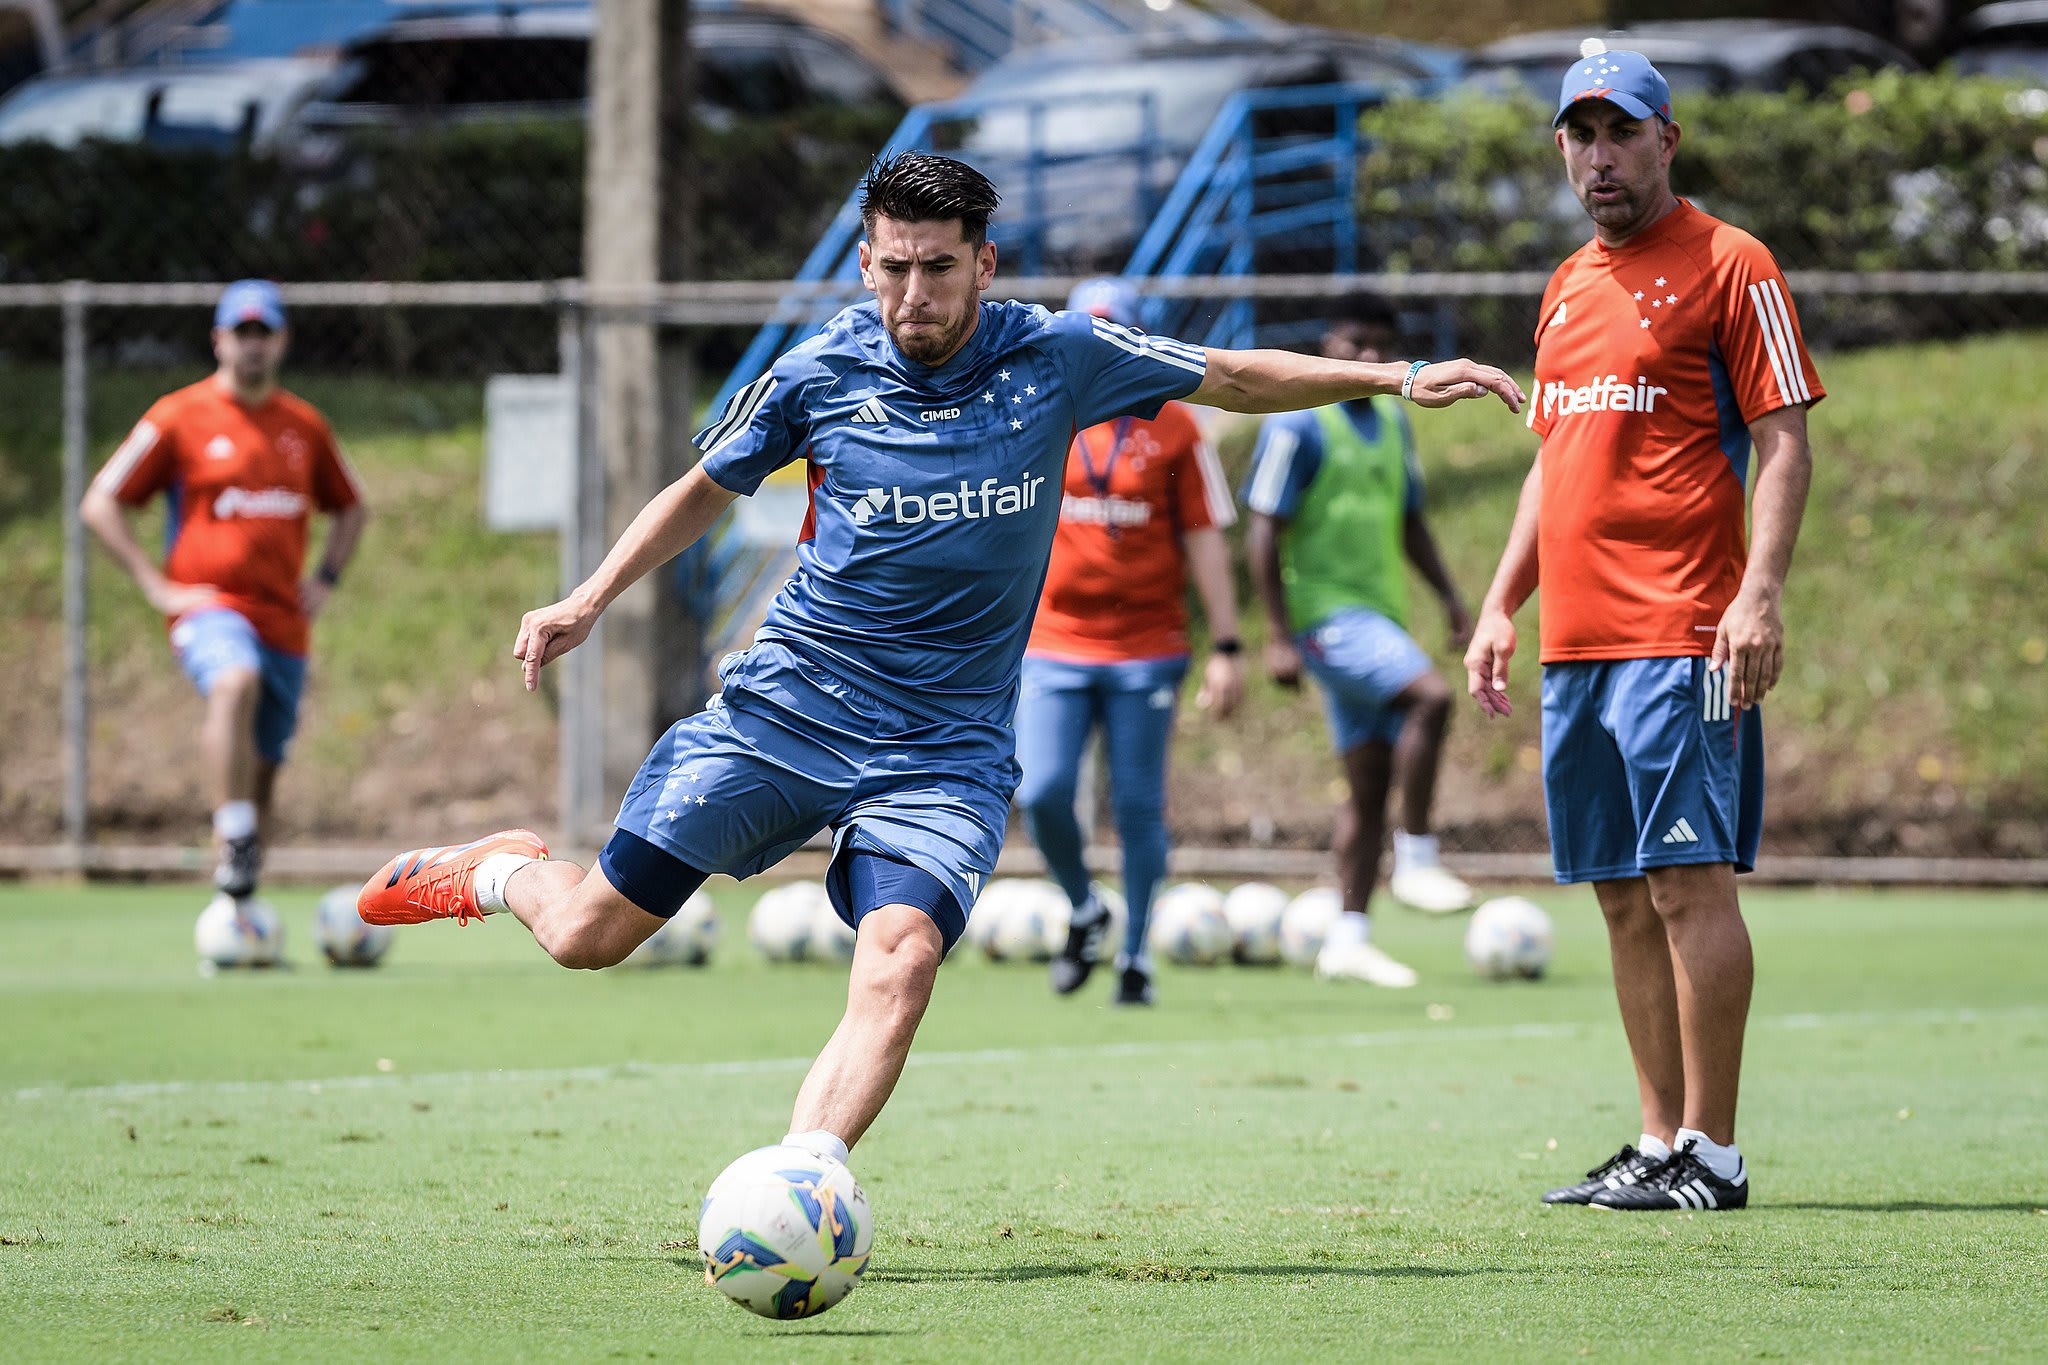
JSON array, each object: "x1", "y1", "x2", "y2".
[{"x1": 1360, "y1": 70, "x2": 2048, "y2": 274}]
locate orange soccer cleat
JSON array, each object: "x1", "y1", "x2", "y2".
[{"x1": 357, "y1": 829, "x2": 549, "y2": 926}]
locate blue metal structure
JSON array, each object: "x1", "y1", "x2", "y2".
[{"x1": 882, "y1": 0, "x2": 1278, "y2": 74}]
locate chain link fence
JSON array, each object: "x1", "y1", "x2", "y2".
[{"x1": 4, "y1": 269, "x2": 2043, "y2": 880}]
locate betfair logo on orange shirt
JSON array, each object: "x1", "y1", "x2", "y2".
[
  {"x1": 212, "y1": 487, "x2": 308, "y2": 520},
  {"x1": 1060, "y1": 493, "x2": 1152, "y2": 529},
  {"x1": 1540, "y1": 374, "x2": 1670, "y2": 419}
]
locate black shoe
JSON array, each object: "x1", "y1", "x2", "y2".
[
  {"x1": 1542, "y1": 1143, "x2": 1662, "y2": 1205},
  {"x1": 1111, "y1": 965, "x2": 1155, "y2": 1007},
  {"x1": 214, "y1": 833, "x2": 262, "y2": 898},
  {"x1": 1590, "y1": 1139, "x2": 1748, "y2": 1211},
  {"x1": 1049, "y1": 900, "x2": 1107, "y2": 995}
]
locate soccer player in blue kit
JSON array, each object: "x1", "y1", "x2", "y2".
[{"x1": 359, "y1": 153, "x2": 1524, "y2": 1166}]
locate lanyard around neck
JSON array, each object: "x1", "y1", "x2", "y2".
[{"x1": 1075, "y1": 416, "x2": 1135, "y2": 499}]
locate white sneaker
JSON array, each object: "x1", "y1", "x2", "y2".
[
  {"x1": 1390, "y1": 864, "x2": 1477, "y2": 915},
  {"x1": 1314, "y1": 941, "x2": 1419, "y2": 988}
]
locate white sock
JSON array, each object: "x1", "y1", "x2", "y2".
[
  {"x1": 213, "y1": 800, "x2": 257, "y2": 840},
  {"x1": 1637, "y1": 1132, "x2": 1673, "y2": 1162},
  {"x1": 471, "y1": 853, "x2": 536, "y2": 915},
  {"x1": 1392, "y1": 829, "x2": 1439, "y2": 875},
  {"x1": 782, "y1": 1129, "x2": 850, "y2": 1166},
  {"x1": 1673, "y1": 1126, "x2": 1743, "y2": 1182},
  {"x1": 1324, "y1": 910, "x2": 1369, "y2": 952}
]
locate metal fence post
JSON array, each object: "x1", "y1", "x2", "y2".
[
  {"x1": 61, "y1": 280, "x2": 89, "y2": 860},
  {"x1": 557, "y1": 295, "x2": 608, "y2": 845}
]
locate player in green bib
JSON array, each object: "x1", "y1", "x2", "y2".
[{"x1": 1243, "y1": 297, "x2": 1477, "y2": 987}]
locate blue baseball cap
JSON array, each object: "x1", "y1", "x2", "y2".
[
  {"x1": 1067, "y1": 276, "x2": 1142, "y2": 327},
  {"x1": 215, "y1": 279, "x2": 286, "y2": 332},
  {"x1": 1554, "y1": 40, "x2": 1673, "y2": 126}
]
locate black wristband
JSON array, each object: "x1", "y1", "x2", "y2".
[
  {"x1": 1211, "y1": 638, "x2": 1242, "y2": 656},
  {"x1": 316, "y1": 563, "x2": 342, "y2": 587}
]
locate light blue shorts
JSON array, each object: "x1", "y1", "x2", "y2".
[
  {"x1": 1298, "y1": 606, "x2": 1434, "y2": 752},
  {"x1": 1541, "y1": 657, "x2": 1765, "y2": 884},
  {"x1": 611, "y1": 641, "x2": 1014, "y2": 952},
  {"x1": 169, "y1": 608, "x2": 308, "y2": 764}
]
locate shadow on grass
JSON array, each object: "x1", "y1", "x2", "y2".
[
  {"x1": 867, "y1": 1262, "x2": 1502, "y2": 1284},
  {"x1": 1765, "y1": 1200, "x2": 2045, "y2": 1213}
]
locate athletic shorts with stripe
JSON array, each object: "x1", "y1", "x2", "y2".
[
  {"x1": 610, "y1": 641, "x2": 1011, "y2": 952},
  {"x1": 1540, "y1": 657, "x2": 1763, "y2": 884}
]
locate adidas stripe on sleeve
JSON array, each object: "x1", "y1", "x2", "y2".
[{"x1": 1053, "y1": 310, "x2": 1207, "y2": 430}]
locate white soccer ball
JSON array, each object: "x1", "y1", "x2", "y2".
[
  {"x1": 985, "y1": 879, "x2": 1063, "y2": 963},
  {"x1": 811, "y1": 894, "x2": 858, "y2": 962},
  {"x1": 1279, "y1": 887, "x2": 1344, "y2": 968},
  {"x1": 1222, "y1": 881, "x2": 1289, "y2": 965},
  {"x1": 628, "y1": 889, "x2": 720, "y2": 966},
  {"x1": 749, "y1": 884, "x2": 826, "y2": 963},
  {"x1": 699, "y1": 1143, "x2": 873, "y2": 1320},
  {"x1": 1147, "y1": 882, "x2": 1232, "y2": 966},
  {"x1": 314, "y1": 884, "x2": 394, "y2": 967},
  {"x1": 195, "y1": 893, "x2": 282, "y2": 969},
  {"x1": 1465, "y1": 896, "x2": 1555, "y2": 980}
]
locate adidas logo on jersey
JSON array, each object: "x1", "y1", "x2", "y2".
[
  {"x1": 1661, "y1": 818, "x2": 1701, "y2": 845},
  {"x1": 1540, "y1": 373, "x2": 1670, "y2": 418},
  {"x1": 848, "y1": 397, "x2": 890, "y2": 425},
  {"x1": 849, "y1": 475, "x2": 1047, "y2": 527}
]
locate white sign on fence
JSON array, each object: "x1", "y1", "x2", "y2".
[{"x1": 484, "y1": 373, "x2": 573, "y2": 531}]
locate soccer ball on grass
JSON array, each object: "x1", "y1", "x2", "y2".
[
  {"x1": 314, "y1": 884, "x2": 394, "y2": 967},
  {"x1": 195, "y1": 893, "x2": 282, "y2": 970},
  {"x1": 699, "y1": 1143, "x2": 873, "y2": 1319},
  {"x1": 1464, "y1": 896, "x2": 1555, "y2": 980}
]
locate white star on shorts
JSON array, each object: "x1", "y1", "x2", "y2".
[{"x1": 998, "y1": 369, "x2": 1011, "y2": 381}]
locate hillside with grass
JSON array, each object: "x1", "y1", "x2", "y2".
[{"x1": 1, "y1": 334, "x2": 2042, "y2": 856}]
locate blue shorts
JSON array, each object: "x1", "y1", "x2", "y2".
[
  {"x1": 1541, "y1": 657, "x2": 1764, "y2": 884},
  {"x1": 169, "y1": 608, "x2": 308, "y2": 764},
  {"x1": 611, "y1": 641, "x2": 1011, "y2": 953},
  {"x1": 1298, "y1": 606, "x2": 1434, "y2": 751}
]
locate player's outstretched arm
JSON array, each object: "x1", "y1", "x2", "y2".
[
  {"x1": 514, "y1": 464, "x2": 739, "y2": 691},
  {"x1": 1187, "y1": 348, "x2": 1524, "y2": 415},
  {"x1": 1463, "y1": 451, "x2": 1544, "y2": 718}
]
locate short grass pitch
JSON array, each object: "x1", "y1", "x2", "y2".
[{"x1": 1, "y1": 882, "x2": 2042, "y2": 1361}]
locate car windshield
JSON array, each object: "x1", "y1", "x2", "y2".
[{"x1": 961, "y1": 52, "x2": 1267, "y2": 157}]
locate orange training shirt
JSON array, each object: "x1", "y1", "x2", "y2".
[
  {"x1": 92, "y1": 379, "x2": 363, "y2": 656},
  {"x1": 1528, "y1": 201, "x2": 1823, "y2": 663},
  {"x1": 1027, "y1": 401, "x2": 1234, "y2": 663}
]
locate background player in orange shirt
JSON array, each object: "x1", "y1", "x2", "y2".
[
  {"x1": 1024, "y1": 278, "x2": 1244, "y2": 1007},
  {"x1": 1464, "y1": 46, "x2": 1819, "y2": 1211},
  {"x1": 81, "y1": 280, "x2": 368, "y2": 901}
]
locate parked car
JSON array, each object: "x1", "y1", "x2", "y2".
[
  {"x1": 1947, "y1": 1, "x2": 2048, "y2": 82},
  {"x1": 0, "y1": 56, "x2": 335, "y2": 150},
  {"x1": 1468, "y1": 20, "x2": 1918, "y2": 98},
  {"x1": 951, "y1": 28, "x2": 1460, "y2": 272},
  {"x1": 278, "y1": 4, "x2": 905, "y2": 172}
]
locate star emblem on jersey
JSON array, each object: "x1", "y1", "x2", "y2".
[{"x1": 982, "y1": 391, "x2": 995, "y2": 404}]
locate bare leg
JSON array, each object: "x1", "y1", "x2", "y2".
[
  {"x1": 200, "y1": 665, "x2": 262, "y2": 823},
  {"x1": 500, "y1": 858, "x2": 667, "y2": 969},
  {"x1": 1388, "y1": 673, "x2": 1452, "y2": 837},
  {"x1": 788, "y1": 905, "x2": 943, "y2": 1151},
  {"x1": 1594, "y1": 876, "x2": 1685, "y2": 1146},
  {"x1": 1644, "y1": 862, "x2": 1752, "y2": 1145},
  {"x1": 1335, "y1": 741, "x2": 1394, "y2": 914}
]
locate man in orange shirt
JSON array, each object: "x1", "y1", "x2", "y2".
[
  {"x1": 82, "y1": 280, "x2": 368, "y2": 901},
  {"x1": 1023, "y1": 278, "x2": 1244, "y2": 1006},
  {"x1": 1464, "y1": 46, "x2": 1819, "y2": 1211}
]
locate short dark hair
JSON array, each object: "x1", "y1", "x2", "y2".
[
  {"x1": 858, "y1": 151, "x2": 1001, "y2": 248},
  {"x1": 1327, "y1": 292, "x2": 1398, "y2": 332}
]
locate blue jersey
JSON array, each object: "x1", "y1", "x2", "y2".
[{"x1": 697, "y1": 299, "x2": 1206, "y2": 724}]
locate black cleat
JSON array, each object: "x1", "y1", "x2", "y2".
[
  {"x1": 1049, "y1": 899, "x2": 1107, "y2": 995},
  {"x1": 1542, "y1": 1143, "x2": 1661, "y2": 1206},
  {"x1": 214, "y1": 833, "x2": 262, "y2": 898},
  {"x1": 1590, "y1": 1139, "x2": 1748, "y2": 1211},
  {"x1": 1111, "y1": 964, "x2": 1155, "y2": 1007}
]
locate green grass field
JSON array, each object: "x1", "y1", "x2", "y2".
[{"x1": 2, "y1": 882, "x2": 2043, "y2": 1361}]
